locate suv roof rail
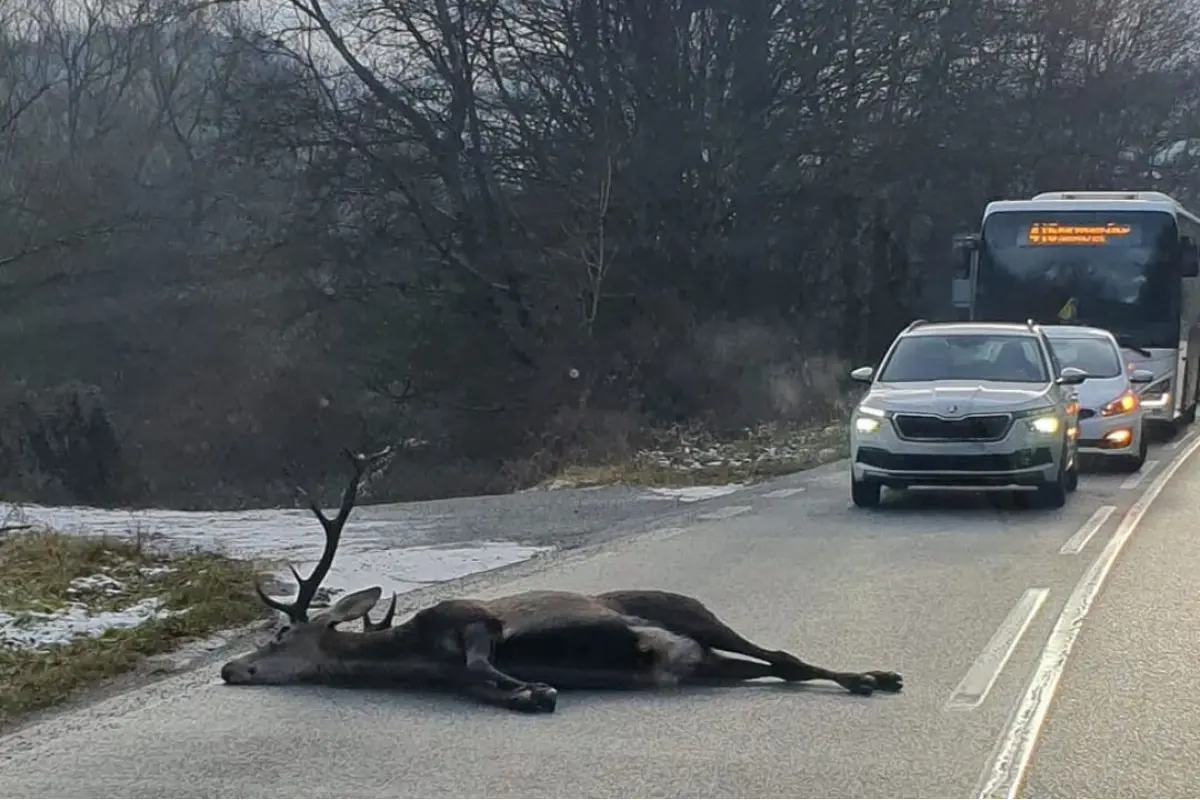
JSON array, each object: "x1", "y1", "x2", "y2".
[{"x1": 903, "y1": 318, "x2": 929, "y2": 333}]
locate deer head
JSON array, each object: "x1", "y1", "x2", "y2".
[{"x1": 221, "y1": 446, "x2": 424, "y2": 686}]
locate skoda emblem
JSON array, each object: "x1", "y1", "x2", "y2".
[{"x1": 946, "y1": 404, "x2": 959, "y2": 415}]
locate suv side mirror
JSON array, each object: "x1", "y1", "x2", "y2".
[
  {"x1": 849, "y1": 366, "x2": 875, "y2": 383},
  {"x1": 1056, "y1": 366, "x2": 1088, "y2": 385},
  {"x1": 1130, "y1": 369, "x2": 1155, "y2": 384},
  {"x1": 1182, "y1": 236, "x2": 1199, "y2": 277}
]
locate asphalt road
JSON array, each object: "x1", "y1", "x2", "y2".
[{"x1": 1, "y1": 434, "x2": 1198, "y2": 798}]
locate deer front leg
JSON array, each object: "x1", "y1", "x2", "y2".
[{"x1": 460, "y1": 622, "x2": 559, "y2": 712}]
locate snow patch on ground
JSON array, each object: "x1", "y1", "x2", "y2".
[
  {"x1": 67, "y1": 574, "x2": 126, "y2": 597},
  {"x1": 0, "y1": 598, "x2": 179, "y2": 650},
  {"x1": 0, "y1": 502, "x2": 553, "y2": 602},
  {"x1": 640, "y1": 485, "x2": 746, "y2": 503}
]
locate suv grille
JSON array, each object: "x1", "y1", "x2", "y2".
[{"x1": 893, "y1": 413, "x2": 1012, "y2": 441}]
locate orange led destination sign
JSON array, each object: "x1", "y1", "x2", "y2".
[{"x1": 1026, "y1": 222, "x2": 1133, "y2": 245}]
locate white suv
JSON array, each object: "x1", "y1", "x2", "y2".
[{"x1": 848, "y1": 320, "x2": 1085, "y2": 509}]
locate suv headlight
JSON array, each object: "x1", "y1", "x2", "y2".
[
  {"x1": 1015, "y1": 406, "x2": 1061, "y2": 435},
  {"x1": 854, "y1": 404, "x2": 887, "y2": 434}
]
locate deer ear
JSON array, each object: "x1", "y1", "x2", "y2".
[{"x1": 322, "y1": 586, "x2": 384, "y2": 626}]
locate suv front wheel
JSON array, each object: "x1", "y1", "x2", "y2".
[
  {"x1": 850, "y1": 474, "x2": 882, "y2": 508},
  {"x1": 1020, "y1": 441, "x2": 1070, "y2": 509}
]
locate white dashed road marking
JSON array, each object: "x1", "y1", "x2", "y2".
[
  {"x1": 1164, "y1": 431, "x2": 1194, "y2": 450},
  {"x1": 945, "y1": 588, "x2": 1049, "y2": 711},
  {"x1": 696, "y1": 505, "x2": 752, "y2": 521},
  {"x1": 762, "y1": 487, "x2": 806, "y2": 499},
  {"x1": 1119, "y1": 460, "x2": 1158, "y2": 490},
  {"x1": 1058, "y1": 505, "x2": 1117, "y2": 555}
]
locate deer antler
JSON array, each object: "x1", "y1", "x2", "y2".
[
  {"x1": 361, "y1": 592, "x2": 398, "y2": 631},
  {"x1": 256, "y1": 446, "x2": 394, "y2": 623}
]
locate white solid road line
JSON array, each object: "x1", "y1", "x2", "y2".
[
  {"x1": 945, "y1": 588, "x2": 1049, "y2": 711},
  {"x1": 1119, "y1": 460, "x2": 1159, "y2": 490},
  {"x1": 762, "y1": 487, "x2": 806, "y2": 499},
  {"x1": 696, "y1": 505, "x2": 752, "y2": 521},
  {"x1": 976, "y1": 433, "x2": 1200, "y2": 799},
  {"x1": 1058, "y1": 505, "x2": 1117, "y2": 555}
]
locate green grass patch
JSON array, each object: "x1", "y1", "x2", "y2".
[{"x1": 0, "y1": 528, "x2": 269, "y2": 724}]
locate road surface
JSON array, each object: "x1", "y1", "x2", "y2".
[{"x1": 1, "y1": 433, "x2": 1199, "y2": 798}]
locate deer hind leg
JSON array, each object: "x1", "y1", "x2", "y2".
[
  {"x1": 690, "y1": 652, "x2": 778, "y2": 684},
  {"x1": 598, "y1": 590, "x2": 903, "y2": 696}
]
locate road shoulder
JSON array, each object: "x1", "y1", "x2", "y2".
[{"x1": 1021, "y1": 442, "x2": 1200, "y2": 798}]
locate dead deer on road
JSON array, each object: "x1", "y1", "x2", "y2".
[{"x1": 220, "y1": 448, "x2": 904, "y2": 713}]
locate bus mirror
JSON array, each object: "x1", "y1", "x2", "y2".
[
  {"x1": 951, "y1": 233, "x2": 979, "y2": 278},
  {"x1": 951, "y1": 278, "x2": 971, "y2": 308},
  {"x1": 952, "y1": 233, "x2": 980, "y2": 252},
  {"x1": 1182, "y1": 238, "x2": 1199, "y2": 277}
]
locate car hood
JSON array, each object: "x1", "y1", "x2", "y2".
[
  {"x1": 1073, "y1": 375, "x2": 1129, "y2": 410},
  {"x1": 863, "y1": 381, "x2": 1055, "y2": 415}
]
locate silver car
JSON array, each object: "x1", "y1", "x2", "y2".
[
  {"x1": 1041, "y1": 325, "x2": 1154, "y2": 471},
  {"x1": 848, "y1": 320, "x2": 1084, "y2": 509}
]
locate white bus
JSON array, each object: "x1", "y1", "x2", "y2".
[{"x1": 951, "y1": 190, "x2": 1200, "y2": 433}]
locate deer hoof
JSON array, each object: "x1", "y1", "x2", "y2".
[
  {"x1": 510, "y1": 683, "x2": 558, "y2": 713},
  {"x1": 865, "y1": 670, "x2": 903, "y2": 693},
  {"x1": 528, "y1": 682, "x2": 558, "y2": 712},
  {"x1": 843, "y1": 674, "x2": 877, "y2": 696}
]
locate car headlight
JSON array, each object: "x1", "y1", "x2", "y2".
[{"x1": 1100, "y1": 390, "x2": 1138, "y2": 417}]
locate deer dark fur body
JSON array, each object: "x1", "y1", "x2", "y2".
[{"x1": 219, "y1": 448, "x2": 903, "y2": 714}]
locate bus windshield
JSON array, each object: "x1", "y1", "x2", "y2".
[{"x1": 976, "y1": 209, "x2": 1181, "y2": 348}]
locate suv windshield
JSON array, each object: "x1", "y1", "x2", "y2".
[
  {"x1": 1046, "y1": 336, "x2": 1122, "y2": 378},
  {"x1": 879, "y1": 334, "x2": 1049, "y2": 383}
]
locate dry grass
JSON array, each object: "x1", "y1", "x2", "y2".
[
  {"x1": 0, "y1": 528, "x2": 268, "y2": 724},
  {"x1": 542, "y1": 420, "x2": 850, "y2": 489}
]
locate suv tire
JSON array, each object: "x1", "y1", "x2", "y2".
[
  {"x1": 851, "y1": 475, "x2": 882, "y2": 508},
  {"x1": 1018, "y1": 447, "x2": 1068, "y2": 510}
]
